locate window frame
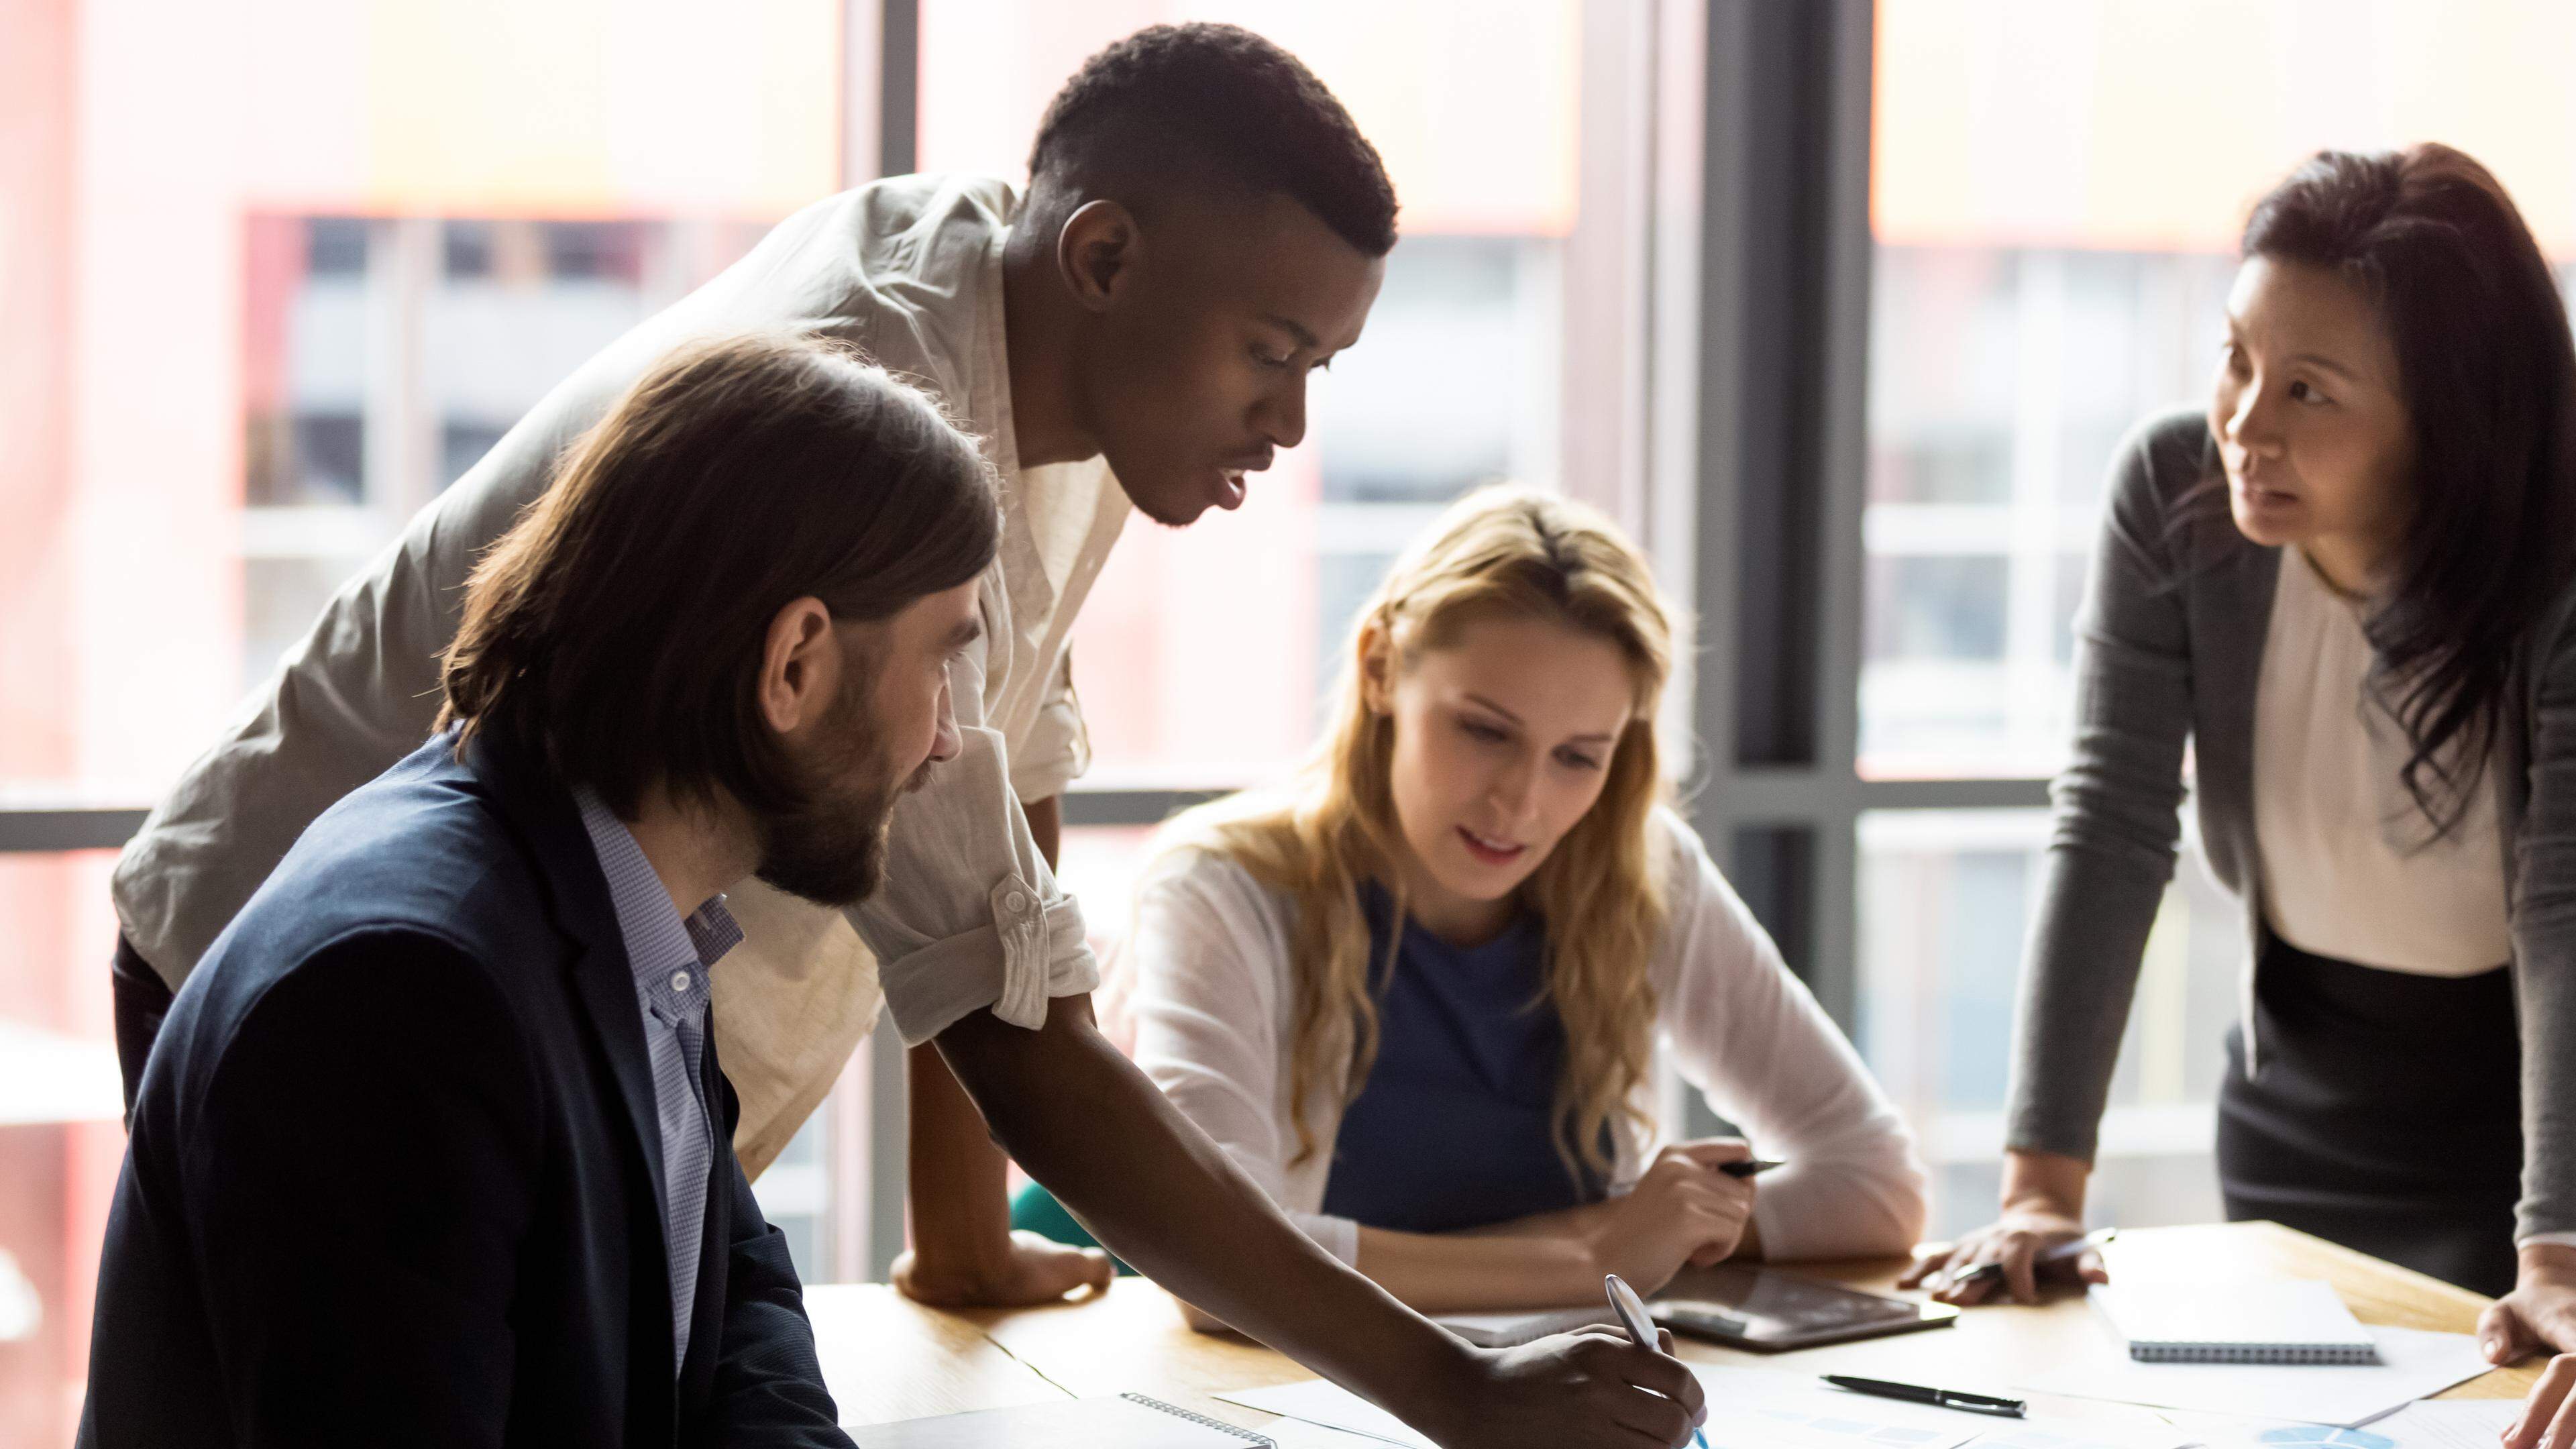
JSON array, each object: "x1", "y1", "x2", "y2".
[{"x1": 1609, "y1": 0, "x2": 2059, "y2": 1143}]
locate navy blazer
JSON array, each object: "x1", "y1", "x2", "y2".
[{"x1": 79, "y1": 733, "x2": 851, "y2": 1448}]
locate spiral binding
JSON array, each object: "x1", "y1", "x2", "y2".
[
  {"x1": 1119, "y1": 1392, "x2": 1279, "y2": 1444},
  {"x1": 2131, "y1": 1343, "x2": 2380, "y2": 1364}
]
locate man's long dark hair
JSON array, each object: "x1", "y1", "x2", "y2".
[
  {"x1": 2242, "y1": 144, "x2": 2576, "y2": 837},
  {"x1": 437, "y1": 331, "x2": 1000, "y2": 818}
]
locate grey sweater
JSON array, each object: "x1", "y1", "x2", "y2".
[{"x1": 2004, "y1": 408, "x2": 2576, "y2": 1242}]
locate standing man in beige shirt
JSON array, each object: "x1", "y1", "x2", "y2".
[{"x1": 104, "y1": 23, "x2": 1711, "y2": 1448}]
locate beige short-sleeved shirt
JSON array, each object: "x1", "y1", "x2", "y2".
[{"x1": 111, "y1": 173, "x2": 1132, "y2": 1173}]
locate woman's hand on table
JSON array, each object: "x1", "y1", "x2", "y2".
[
  {"x1": 892, "y1": 1229, "x2": 1114, "y2": 1307},
  {"x1": 1579, "y1": 1139, "x2": 1759, "y2": 1295},
  {"x1": 1898, "y1": 1148, "x2": 2105, "y2": 1305},
  {"x1": 2482, "y1": 1244, "x2": 2576, "y2": 1366}
]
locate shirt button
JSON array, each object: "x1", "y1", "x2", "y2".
[
  {"x1": 670, "y1": 970, "x2": 692, "y2": 994},
  {"x1": 1004, "y1": 890, "x2": 1029, "y2": 914}
]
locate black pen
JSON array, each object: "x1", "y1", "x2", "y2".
[
  {"x1": 1822, "y1": 1375, "x2": 2027, "y2": 1419},
  {"x1": 1719, "y1": 1158, "x2": 1786, "y2": 1179}
]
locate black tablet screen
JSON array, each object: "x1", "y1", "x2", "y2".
[{"x1": 1652, "y1": 1265, "x2": 1955, "y2": 1352}]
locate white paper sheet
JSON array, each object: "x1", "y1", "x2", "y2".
[
  {"x1": 1693, "y1": 1366, "x2": 1993, "y2": 1449},
  {"x1": 2018, "y1": 1324, "x2": 2491, "y2": 1427},
  {"x1": 845, "y1": 1393, "x2": 1280, "y2": 1447},
  {"x1": 1256, "y1": 1419, "x2": 1426, "y2": 1449},
  {"x1": 1966, "y1": 1420, "x2": 2200, "y2": 1449},
  {"x1": 1218, "y1": 1368, "x2": 2058, "y2": 1449},
  {"x1": 2162, "y1": 1399, "x2": 2522, "y2": 1449},
  {"x1": 1705, "y1": 1369, "x2": 2196, "y2": 1449},
  {"x1": 1216, "y1": 1380, "x2": 1436, "y2": 1449},
  {"x1": 2369, "y1": 1400, "x2": 2526, "y2": 1449}
]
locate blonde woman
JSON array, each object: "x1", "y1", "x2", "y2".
[{"x1": 1104, "y1": 488, "x2": 1926, "y2": 1316}]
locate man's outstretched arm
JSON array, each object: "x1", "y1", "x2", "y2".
[
  {"x1": 894, "y1": 794, "x2": 1116, "y2": 1307},
  {"x1": 855, "y1": 741, "x2": 1693, "y2": 1442},
  {"x1": 935, "y1": 995, "x2": 1709, "y2": 1449}
]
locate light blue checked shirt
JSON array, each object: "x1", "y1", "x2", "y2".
[{"x1": 574, "y1": 790, "x2": 745, "y2": 1374}]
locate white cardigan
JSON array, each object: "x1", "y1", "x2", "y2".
[{"x1": 1125, "y1": 807, "x2": 1929, "y2": 1269}]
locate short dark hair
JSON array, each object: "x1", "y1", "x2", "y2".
[
  {"x1": 2241, "y1": 144, "x2": 2576, "y2": 837},
  {"x1": 1027, "y1": 22, "x2": 1398, "y2": 257},
  {"x1": 438, "y1": 332, "x2": 1000, "y2": 818}
]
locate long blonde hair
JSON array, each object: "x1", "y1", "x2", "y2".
[{"x1": 1160, "y1": 486, "x2": 1676, "y2": 1182}]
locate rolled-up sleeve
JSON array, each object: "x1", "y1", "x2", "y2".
[
  {"x1": 1007, "y1": 645, "x2": 1091, "y2": 806},
  {"x1": 850, "y1": 724, "x2": 1097, "y2": 1045}
]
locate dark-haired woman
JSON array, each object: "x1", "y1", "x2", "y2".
[{"x1": 1904, "y1": 143, "x2": 2576, "y2": 1368}]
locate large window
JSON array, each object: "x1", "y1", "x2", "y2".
[
  {"x1": 1, "y1": 3, "x2": 845, "y2": 1436},
  {"x1": 241, "y1": 214, "x2": 783, "y2": 687}
]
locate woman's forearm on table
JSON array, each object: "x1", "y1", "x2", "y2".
[{"x1": 1352, "y1": 1222, "x2": 1601, "y2": 1316}]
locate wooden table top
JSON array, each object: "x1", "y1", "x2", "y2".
[{"x1": 810, "y1": 1220, "x2": 2540, "y2": 1436}]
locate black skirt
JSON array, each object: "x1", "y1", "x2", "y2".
[{"x1": 2216, "y1": 935, "x2": 2522, "y2": 1296}]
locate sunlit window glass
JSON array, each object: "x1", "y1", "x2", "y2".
[{"x1": 0, "y1": 4, "x2": 843, "y2": 1434}]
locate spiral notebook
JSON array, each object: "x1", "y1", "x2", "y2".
[
  {"x1": 849, "y1": 1391, "x2": 1277, "y2": 1446},
  {"x1": 2090, "y1": 1279, "x2": 2381, "y2": 1364}
]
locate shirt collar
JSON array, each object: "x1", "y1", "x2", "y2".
[{"x1": 572, "y1": 789, "x2": 742, "y2": 1023}]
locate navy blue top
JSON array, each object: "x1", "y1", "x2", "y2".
[{"x1": 1321, "y1": 885, "x2": 1608, "y2": 1233}]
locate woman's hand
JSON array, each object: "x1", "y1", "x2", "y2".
[
  {"x1": 1579, "y1": 1139, "x2": 1758, "y2": 1295},
  {"x1": 1897, "y1": 1149, "x2": 2103, "y2": 1305},
  {"x1": 2483, "y1": 1244, "x2": 2576, "y2": 1365}
]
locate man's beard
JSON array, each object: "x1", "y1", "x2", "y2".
[{"x1": 753, "y1": 669, "x2": 929, "y2": 909}]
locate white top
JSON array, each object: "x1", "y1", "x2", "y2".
[
  {"x1": 2253, "y1": 547, "x2": 2512, "y2": 976},
  {"x1": 111, "y1": 174, "x2": 1130, "y2": 1169},
  {"x1": 1124, "y1": 808, "x2": 1929, "y2": 1268}
]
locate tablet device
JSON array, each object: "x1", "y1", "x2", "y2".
[{"x1": 1651, "y1": 1264, "x2": 1957, "y2": 1352}]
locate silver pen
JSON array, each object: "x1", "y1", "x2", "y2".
[
  {"x1": 1604, "y1": 1273, "x2": 1711, "y2": 1449},
  {"x1": 1949, "y1": 1226, "x2": 2118, "y2": 1290}
]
